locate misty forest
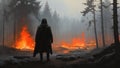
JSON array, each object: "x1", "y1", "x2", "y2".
[{"x1": 0, "y1": 0, "x2": 120, "y2": 68}]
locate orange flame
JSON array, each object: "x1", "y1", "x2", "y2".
[
  {"x1": 55, "y1": 33, "x2": 96, "y2": 53},
  {"x1": 61, "y1": 38, "x2": 85, "y2": 50},
  {"x1": 14, "y1": 27, "x2": 95, "y2": 53},
  {"x1": 15, "y1": 26, "x2": 35, "y2": 50},
  {"x1": 60, "y1": 33, "x2": 87, "y2": 53}
]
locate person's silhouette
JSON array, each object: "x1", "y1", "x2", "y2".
[{"x1": 33, "y1": 18, "x2": 53, "y2": 61}]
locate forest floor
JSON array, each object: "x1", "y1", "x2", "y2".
[
  {"x1": 0, "y1": 45, "x2": 120, "y2": 68},
  {"x1": 1, "y1": 55, "x2": 119, "y2": 68}
]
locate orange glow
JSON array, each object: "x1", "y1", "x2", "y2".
[
  {"x1": 14, "y1": 27, "x2": 95, "y2": 53},
  {"x1": 15, "y1": 26, "x2": 35, "y2": 50},
  {"x1": 61, "y1": 38, "x2": 85, "y2": 50},
  {"x1": 56, "y1": 33, "x2": 96, "y2": 53},
  {"x1": 60, "y1": 33, "x2": 87, "y2": 53}
]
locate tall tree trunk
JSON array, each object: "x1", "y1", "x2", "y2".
[
  {"x1": 100, "y1": 0, "x2": 105, "y2": 47},
  {"x1": 2, "y1": 0, "x2": 5, "y2": 46},
  {"x1": 113, "y1": 0, "x2": 119, "y2": 45},
  {"x1": 2, "y1": 10, "x2": 5, "y2": 46},
  {"x1": 14, "y1": 13, "x2": 16, "y2": 46},
  {"x1": 93, "y1": 8, "x2": 99, "y2": 48}
]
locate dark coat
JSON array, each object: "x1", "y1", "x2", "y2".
[{"x1": 33, "y1": 24, "x2": 53, "y2": 57}]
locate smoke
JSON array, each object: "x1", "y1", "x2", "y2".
[
  {"x1": 0, "y1": 0, "x2": 118, "y2": 48},
  {"x1": 81, "y1": 0, "x2": 114, "y2": 46},
  {"x1": 0, "y1": 0, "x2": 42, "y2": 46},
  {"x1": 57, "y1": 17, "x2": 84, "y2": 42}
]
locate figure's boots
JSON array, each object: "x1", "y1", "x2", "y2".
[
  {"x1": 47, "y1": 53, "x2": 50, "y2": 61},
  {"x1": 40, "y1": 53, "x2": 43, "y2": 61}
]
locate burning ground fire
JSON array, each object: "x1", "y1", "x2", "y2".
[
  {"x1": 14, "y1": 26, "x2": 96, "y2": 53},
  {"x1": 60, "y1": 38, "x2": 86, "y2": 53},
  {"x1": 54, "y1": 34, "x2": 96, "y2": 53},
  {"x1": 14, "y1": 26, "x2": 35, "y2": 50},
  {"x1": 62, "y1": 33, "x2": 85, "y2": 49}
]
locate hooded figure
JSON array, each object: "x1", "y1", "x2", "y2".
[{"x1": 33, "y1": 18, "x2": 53, "y2": 61}]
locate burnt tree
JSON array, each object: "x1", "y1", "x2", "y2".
[
  {"x1": 113, "y1": 0, "x2": 119, "y2": 45},
  {"x1": 100, "y1": 0, "x2": 105, "y2": 47},
  {"x1": 1, "y1": 0, "x2": 9, "y2": 46},
  {"x1": 8, "y1": 0, "x2": 41, "y2": 44}
]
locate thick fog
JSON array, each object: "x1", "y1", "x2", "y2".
[
  {"x1": 81, "y1": 0, "x2": 114, "y2": 46},
  {"x1": 0, "y1": 0, "x2": 119, "y2": 48}
]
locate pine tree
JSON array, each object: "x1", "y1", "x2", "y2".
[
  {"x1": 100, "y1": 0, "x2": 105, "y2": 47},
  {"x1": 1, "y1": 0, "x2": 9, "y2": 46},
  {"x1": 9, "y1": 0, "x2": 41, "y2": 19},
  {"x1": 52, "y1": 11, "x2": 60, "y2": 39},
  {"x1": 113, "y1": 0, "x2": 119, "y2": 45},
  {"x1": 42, "y1": 2, "x2": 52, "y2": 23},
  {"x1": 82, "y1": 0, "x2": 99, "y2": 48},
  {"x1": 8, "y1": 0, "x2": 41, "y2": 44},
  {"x1": 52, "y1": 11, "x2": 59, "y2": 22},
  {"x1": 43, "y1": 2, "x2": 52, "y2": 19},
  {"x1": 102, "y1": 0, "x2": 113, "y2": 45},
  {"x1": 42, "y1": 2, "x2": 54, "y2": 33}
]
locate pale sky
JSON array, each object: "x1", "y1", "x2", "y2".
[
  {"x1": 0, "y1": 0, "x2": 119, "y2": 19},
  {"x1": 37, "y1": 0, "x2": 119, "y2": 19},
  {"x1": 37, "y1": 0, "x2": 85, "y2": 19}
]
